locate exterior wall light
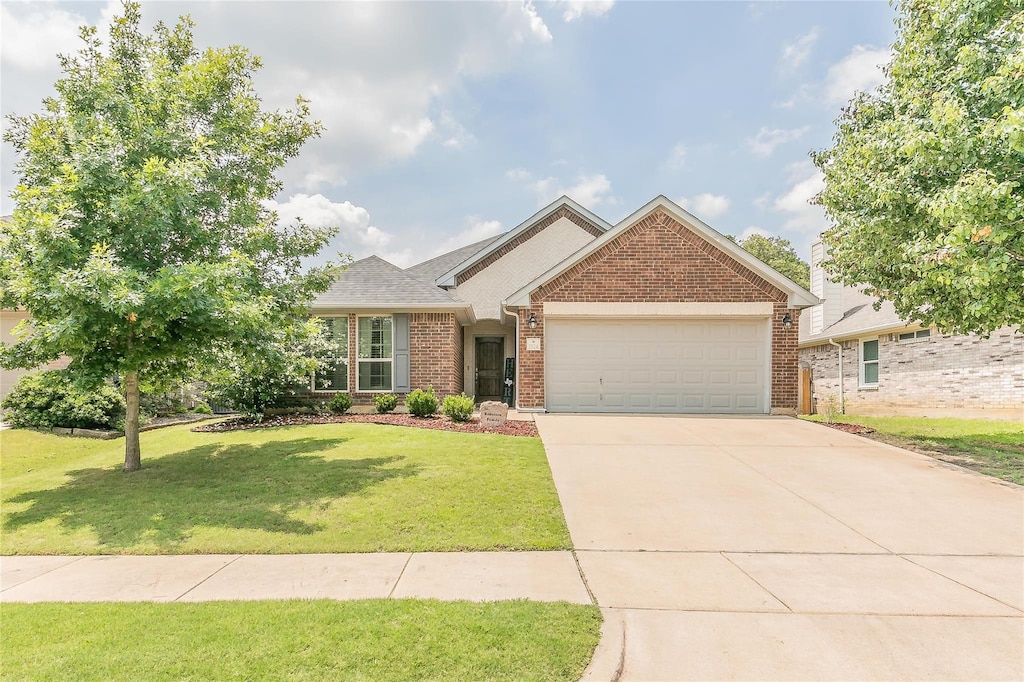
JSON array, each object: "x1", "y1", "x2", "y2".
[
  {"x1": 782, "y1": 313, "x2": 793, "y2": 330},
  {"x1": 527, "y1": 313, "x2": 538, "y2": 329}
]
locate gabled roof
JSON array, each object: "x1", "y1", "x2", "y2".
[
  {"x1": 505, "y1": 195, "x2": 820, "y2": 308},
  {"x1": 404, "y1": 234, "x2": 503, "y2": 283},
  {"x1": 799, "y1": 287, "x2": 914, "y2": 345},
  {"x1": 311, "y1": 256, "x2": 473, "y2": 321},
  {"x1": 434, "y1": 196, "x2": 612, "y2": 287}
]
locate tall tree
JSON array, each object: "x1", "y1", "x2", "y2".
[
  {"x1": 1, "y1": 2, "x2": 339, "y2": 470},
  {"x1": 813, "y1": 0, "x2": 1023, "y2": 335},
  {"x1": 733, "y1": 234, "x2": 810, "y2": 290}
]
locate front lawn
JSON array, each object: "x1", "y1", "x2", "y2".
[
  {"x1": 803, "y1": 415, "x2": 1024, "y2": 485},
  {"x1": 2, "y1": 599, "x2": 602, "y2": 681},
  {"x1": 1, "y1": 423, "x2": 570, "y2": 554}
]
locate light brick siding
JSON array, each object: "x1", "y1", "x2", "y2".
[
  {"x1": 517, "y1": 209, "x2": 800, "y2": 411},
  {"x1": 800, "y1": 327, "x2": 1024, "y2": 416},
  {"x1": 410, "y1": 312, "x2": 463, "y2": 398},
  {"x1": 456, "y1": 207, "x2": 605, "y2": 285}
]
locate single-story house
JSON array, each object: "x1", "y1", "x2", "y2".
[
  {"x1": 310, "y1": 195, "x2": 818, "y2": 414},
  {"x1": 0, "y1": 310, "x2": 70, "y2": 401},
  {"x1": 799, "y1": 241, "x2": 1024, "y2": 420}
]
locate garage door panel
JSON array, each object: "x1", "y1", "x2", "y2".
[{"x1": 545, "y1": 318, "x2": 768, "y2": 414}]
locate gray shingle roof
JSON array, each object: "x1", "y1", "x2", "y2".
[
  {"x1": 311, "y1": 256, "x2": 467, "y2": 308},
  {"x1": 800, "y1": 286, "x2": 912, "y2": 345},
  {"x1": 404, "y1": 235, "x2": 503, "y2": 284}
]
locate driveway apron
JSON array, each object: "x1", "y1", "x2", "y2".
[{"x1": 537, "y1": 414, "x2": 1024, "y2": 682}]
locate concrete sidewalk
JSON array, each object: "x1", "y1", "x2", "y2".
[{"x1": 0, "y1": 551, "x2": 591, "y2": 604}]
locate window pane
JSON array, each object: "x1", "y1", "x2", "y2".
[
  {"x1": 864, "y1": 362, "x2": 878, "y2": 384},
  {"x1": 334, "y1": 317, "x2": 348, "y2": 354},
  {"x1": 916, "y1": 329, "x2": 930, "y2": 338},
  {"x1": 358, "y1": 317, "x2": 392, "y2": 359},
  {"x1": 862, "y1": 340, "x2": 878, "y2": 362},
  {"x1": 899, "y1": 332, "x2": 914, "y2": 341},
  {"x1": 358, "y1": 361, "x2": 392, "y2": 391}
]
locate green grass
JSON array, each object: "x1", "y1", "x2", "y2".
[
  {"x1": 803, "y1": 415, "x2": 1024, "y2": 485},
  {"x1": 1, "y1": 599, "x2": 602, "y2": 681},
  {"x1": 1, "y1": 423, "x2": 571, "y2": 554}
]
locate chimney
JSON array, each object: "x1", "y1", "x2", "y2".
[{"x1": 809, "y1": 241, "x2": 844, "y2": 334}]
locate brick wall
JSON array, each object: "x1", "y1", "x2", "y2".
[
  {"x1": 800, "y1": 327, "x2": 1024, "y2": 417},
  {"x1": 410, "y1": 312, "x2": 463, "y2": 398},
  {"x1": 309, "y1": 312, "x2": 463, "y2": 407},
  {"x1": 517, "y1": 209, "x2": 800, "y2": 411}
]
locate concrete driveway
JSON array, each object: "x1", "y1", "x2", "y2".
[{"x1": 536, "y1": 414, "x2": 1024, "y2": 681}]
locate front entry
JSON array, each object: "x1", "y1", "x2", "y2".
[{"x1": 475, "y1": 337, "x2": 504, "y2": 403}]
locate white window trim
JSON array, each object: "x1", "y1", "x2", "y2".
[
  {"x1": 312, "y1": 315, "x2": 349, "y2": 393},
  {"x1": 356, "y1": 314, "x2": 395, "y2": 393},
  {"x1": 897, "y1": 328, "x2": 931, "y2": 344},
  {"x1": 859, "y1": 337, "x2": 879, "y2": 388}
]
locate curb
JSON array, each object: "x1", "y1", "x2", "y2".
[{"x1": 580, "y1": 608, "x2": 626, "y2": 682}]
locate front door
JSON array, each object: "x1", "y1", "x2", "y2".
[{"x1": 475, "y1": 337, "x2": 504, "y2": 403}]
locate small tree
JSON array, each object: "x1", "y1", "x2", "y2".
[
  {"x1": 813, "y1": 0, "x2": 1024, "y2": 335},
  {"x1": 1, "y1": 2, "x2": 339, "y2": 470},
  {"x1": 733, "y1": 234, "x2": 810, "y2": 290}
]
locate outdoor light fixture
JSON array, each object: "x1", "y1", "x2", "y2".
[
  {"x1": 782, "y1": 313, "x2": 793, "y2": 330},
  {"x1": 527, "y1": 313, "x2": 538, "y2": 329}
]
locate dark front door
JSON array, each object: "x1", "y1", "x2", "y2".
[{"x1": 475, "y1": 337, "x2": 504, "y2": 402}]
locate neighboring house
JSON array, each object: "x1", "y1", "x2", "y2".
[
  {"x1": 799, "y1": 241, "x2": 1024, "y2": 420},
  {"x1": 0, "y1": 309, "x2": 71, "y2": 401},
  {"x1": 310, "y1": 195, "x2": 818, "y2": 414}
]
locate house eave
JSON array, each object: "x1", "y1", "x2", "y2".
[
  {"x1": 799, "y1": 321, "x2": 931, "y2": 348},
  {"x1": 310, "y1": 302, "x2": 476, "y2": 325}
]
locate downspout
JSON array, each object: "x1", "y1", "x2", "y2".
[
  {"x1": 828, "y1": 338, "x2": 844, "y2": 413},
  {"x1": 501, "y1": 303, "x2": 520, "y2": 411}
]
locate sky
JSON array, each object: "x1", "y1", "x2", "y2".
[{"x1": 1, "y1": 0, "x2": 898, "y2": 268}]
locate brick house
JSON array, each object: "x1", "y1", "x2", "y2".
[
  {"x1": 799, "y1": 241, "x2": 1024, "y2": 420},
  {"x1": 311, "y1": 195, "x2": 818, "y2": 413}
]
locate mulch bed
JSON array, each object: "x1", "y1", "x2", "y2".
[
  {"x1": 816, "y1": 421, "x2": 876, "y2": 435},
  {"x1": 192, "y1": 412, "x2": 539, "y2": 437}
]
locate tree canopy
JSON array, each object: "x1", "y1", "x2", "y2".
[
  {"x1": 1, "y1": 2, "x2": 340, "y2": 470},
  {"x1": 812, "y1": 0, "x2": 1023, "y2": 335},
  {"x1": 732, "y1": 234, "x2": 810, "y2": 290}
]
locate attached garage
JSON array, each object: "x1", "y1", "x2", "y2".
[{"x1": 545, "y1": 317, "x2": 769, "y2": 413}]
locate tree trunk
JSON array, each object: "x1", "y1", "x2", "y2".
[{"x1": 123, "y1": 371, "x2": 142, "y2": 472}]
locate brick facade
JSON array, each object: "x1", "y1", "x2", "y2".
[
  {"x1": 409, "y1": 312, "x2": 463, "y2": 397},
  {"x1": 310, "y1": 312, "x2": 463, "y2": 407},
  {"x1": 801, "y1": 327, "x2": 1024, "y2": 418},
  {"x1": 517, "y1": 209, "x2": 800, "y2": 411}
]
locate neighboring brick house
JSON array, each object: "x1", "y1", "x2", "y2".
[
  {"x1": 315, "y1": 195, "x2": 818, "y2": 413},
  {"x1": 799, "y1": 242, "x2": 1024, "y2": 420}
]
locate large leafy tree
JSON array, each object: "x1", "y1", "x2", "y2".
[
  {"x1": 813, "y1": 0, "x2": 1023, "y2": 335},
  {"x1": 1, "y1": 3, "x2": 339, "y2": 470},
  {"x1": 732, "y1": 234, "x2": 810, "y2": 290}
]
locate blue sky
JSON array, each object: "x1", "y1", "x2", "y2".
[{"x1": 1, "y1": 1, "x2": 897, "y2": 267}]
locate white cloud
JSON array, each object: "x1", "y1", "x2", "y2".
[
  {"x1": 505, "y1": 168, "x2": 532, "y2": 181},
  {"x1": 740, "y1": 225, "x2": 772, "y2": 240},
  {"x1": 746, "y1": 126, "x2": 810, "y2": 158},
  {"x1": 753, "y1": 192, "x2": 772, "y2": 210},
  {"x1": 430, "y1": 217, "x2": 504, "y2": 258},
  {"x1": 559, "y1": 0, "x2": 615, "y2": 22},
  {"x1": 509, "y1": 168, "x2": 616, "y2": 208},
  {"x1": 516, "y1": 1, "x2": 553, "y2": 43},
  {"x1": 0, "y1": 3, "x2": 86, "y2": 71},
  {"x1": 824, "y1": 45, "x2": 891, "y2": 106},
  {"x1": 770, "y1": 162, "x2": 828, "y2": 234},
  {"x1": 678, "y1": 193, "x2": 730, "y2": 219},
  {"x1": 439, "y1": 110, "x2": 477, "y2": 149},
  {"x1": 664, "y1": 143, "x2": 687, "y2": 171},
  {"x1": 265, "y1": 193, "x2": 396, "y2": 255},
  {"x1": 779, "y1": 28, "x2": 820, "y2": 73}
]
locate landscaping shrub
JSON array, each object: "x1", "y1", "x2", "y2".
[
  {"x1": 818, "y1": 393, "x2": 843, "y2": 424},
  {"x1": 405, "y1": 386, "x2": 439, "y2": 417},
  {"x1": 328, "y1": 393, "x2": 353, "y2": 414},
  {"x1": 374, "y1": 393, "x2": 398, "y2": 414},
  {"x1": 193, "y1": 402, "x2": 213, "y2": 415},
  {"x1": 1, "y1": 370, "x2": 126, "y2": 430},
  {"x1": 442, "y1": 393, "x2": 475, "y2": 422}
]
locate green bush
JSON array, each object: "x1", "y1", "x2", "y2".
[
  {"x1": 193, "y1": 402, "x2": 213, "y2": 415},
  {"x1": 328, "y1": 394, "x2": 352, "y2": 414},
  {"x1": 1, "y1": 370, "x2": 126, "y2": 430},
  {"x1": 373, "y1": 393, "x2": 398, "y2": 414},
  {"x1": 405, "y1": 386, "x2": 439, "y2": 418},
  {"x1": 442, "y1": 393, "x2": 475, "y2": 422}
]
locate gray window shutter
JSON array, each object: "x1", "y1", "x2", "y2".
[{"x1": 394, "y1": 313, "x2": 410, "y2": 392}]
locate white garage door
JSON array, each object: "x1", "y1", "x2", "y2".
[{"x1": 545, "y1": 318, "x2": 768, "y2": 413}]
